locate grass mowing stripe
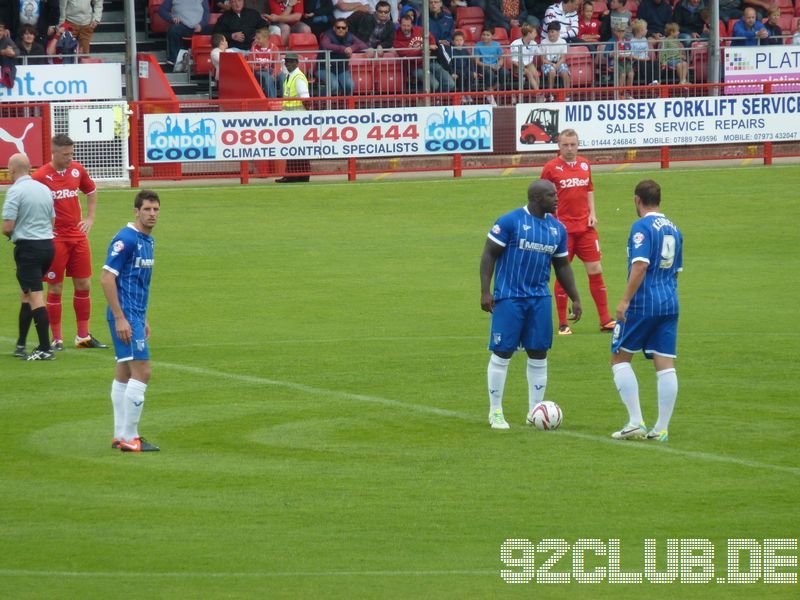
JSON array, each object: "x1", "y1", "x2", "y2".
[{"x1": 0, "y1": 568, "x2": 496, "y2": 578}]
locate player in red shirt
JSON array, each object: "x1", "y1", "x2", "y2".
[
  {"x1": 32, "y1": 134, "x2": 108, "y2": 350},
  {"x1": 540, "y1": 129, "x2": 615, "y2": 334}
]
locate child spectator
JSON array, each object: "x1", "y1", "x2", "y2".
[
  {"x1": 599, "y1": 0, "x2": 631, "y2": 41},
  {"x1": 509, "y1": 23, "x2": 541, "y2": 91},
  {"x1": 629, "y1": 18, "x2": 655, "y2": 84},
  {"x1": 659, "y1": 22, "x2": 689, "y2": 84},
  {"x1": 539, "y1": 21, "x2": 570, "y2": 99},
  {"x1": 577, "y1": 1, "x2": 600, "y2": 44},
  {"x1": 250, "y1": 27, "x2": 285, "y2": 97},
  {"x1": 604, "y1": 21, "x2": 633, "y2": 92},
  {"x1": 451, "y1": 29, "x2": 479, "y2": 97},
  {"x1": 45, "y1": 24, "x2": 78, "y2": 64},
  {"x1": 210, "y1": 32, "x2": 233, "y2": 80},
  {"x1": 16, "y1": 23, "x2": 47, "y2": 64},
  {"x1": 474, "y1": 27, "x2": 508, "y2": 105}
]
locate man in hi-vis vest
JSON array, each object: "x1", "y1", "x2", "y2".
[{"x1": 277, "y1": 52, "x2": 311, "y2": 183}]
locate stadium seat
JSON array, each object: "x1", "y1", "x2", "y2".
[
  {"x1": 774, "y1": 13, "x2": 794, "y2": 33},
  {"x1": 461, "y1": 24, "x2": 482, "y2": 43},
  {"x1": 690, "y1": 41, "x2": 708, "y2": 83},
  {"x1": 796, "y1": 0, "x2": 800, "y2": 17},
  {"x1": 565, "y1": 45, "x2": 594, "y2": 87},
  {"x1": 592, "y1": 0, "x2": 606, "y2": 18},
  {"x1": 148, "y1": 0, "x2": 169, "y2": 34},
  {"x1": 509, "y1": 25, "x2": 522, "y2": 41},
  {"x1": 492, "y1": 28, "x2": 509, "y2": 44},
  {"x1": 456, "y1": 6, "x2": 484, "y2": 28},
  {"x1": 269, "y1": 34, "x2": 284, "y2": 50},
  {"x1": 776, "y1": 0, "x2": 794, "y2": 15},
  {"x1": 375, "y1": 56, "x2": 404, "y2": 94},
  {"x1": 624, "y1": 0, "x2": 637, "y2": 17},
  {"x1": 350, "y1": 54, "x2": 373, "y2": 94},
  {"x1": 289, "y1": 32, "x2": 319, "y2": 52},
  {"x1": 79, "y1": 57, "x2": 104, "y2": 63},
  {"x1": 208, "y1": 12, "x2": 221, "y2": 27},
  {"x1": 191, "y1": 34, "x2": 213, "y2": 76}
]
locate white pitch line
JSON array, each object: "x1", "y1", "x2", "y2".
[
  {"x1": 4, "y1": 336, "x2": 797, "y2": 477},
  {"x1": 156, "y1": 360, "x2": 800, "y2": 477},
  {"x1": 0, "y1": 568, "x2": 495, "y2": 579}
]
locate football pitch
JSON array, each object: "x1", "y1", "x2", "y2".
[{"x1": 1, "y1": 165, "x2": 799, "y2": 598}]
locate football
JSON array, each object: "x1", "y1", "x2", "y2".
[{"x1": 527, "y1": 401, "x2": 563, "y2": 430}]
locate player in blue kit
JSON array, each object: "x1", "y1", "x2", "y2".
[
  {"x1": 100, "y1": 190, "x2": 161, "y2": 452},
  {"x1": 480, "y1": 179, "x2": 583, "y2": 429},
  {"x1": 610, "y1": 179, "x2": 683, "y2": 442}
]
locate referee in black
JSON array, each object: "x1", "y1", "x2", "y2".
[{"x1": 2, "y1": 153, "x2": 57, "y2": 361}]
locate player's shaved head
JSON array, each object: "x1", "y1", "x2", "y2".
[
  {"x1": 7, "y1": 153, "x2": 31, "y2": 175},
  {"x1": 528, "y1": 178, "x2": 556, "y2": 202}
]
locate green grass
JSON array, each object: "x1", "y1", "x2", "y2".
[{"x1": 1, "y1": 166, "x2": 799, "y2": 598}]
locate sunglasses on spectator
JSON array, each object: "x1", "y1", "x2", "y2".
[{"x1": 335, "y1": 25, "x2": 347, "y2": 29}]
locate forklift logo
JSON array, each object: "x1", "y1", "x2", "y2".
[{"x1": 519, "y1": 108, "x2": 559, "y2": 145}]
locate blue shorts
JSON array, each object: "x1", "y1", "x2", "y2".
[
  {"x1": 108, "y1": 317, "x2": 150, "y2": 362},
  {"x1": 542, "y1": 63, "x2": 570, "y2": 76},
  {"x1": 611, "y1": 313, "x2": 678, "y2": 358},
  {"x1": 489, "y1": 297, "x2": 553, "y2": 353}
]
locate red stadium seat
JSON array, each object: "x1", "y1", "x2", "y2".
[
  {"x1": 509, "y1": 25, "x2": 522, "y2": 41},
  {"x1": 460, "y1": 23, "x2": 482, "y2": 43},
  {"x1": 624, "y1": 0, "x2": 638, "y2": 17},
  {"x1": 148, "y1": 0, "x2": 169, "y2": 34},
  {"x1": 456, "y1": 6, "x2": 484, "y2": 28},
  {"x1": 350, "y1": 54, "x2": 373, "y2": 94},
  {"x1": 375, "y1": 57, "x2": 404, "y2": 94},
  {"x1": 776, "y1": 0, "x2": 794, "y2": 15},
  {"x1": 592, "y1": 0, "x2": 607, "y2": 18},
  {"x1": 565, "y1": 45, "x2": 594, "y2": 87},
  {"x1": 191, "y1": 34, "x2": 213, "y2": 76},
  {"x1": 792, "y1": 16, "x2": 800, "y2": 33},
  {"x1": 492, "y1": 27, "x2": 509, "y2": 44},
  {"x1": 690, "y1": 41, "x2": 708, "y2": 83}
]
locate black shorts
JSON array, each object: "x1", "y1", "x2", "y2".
[{"x1": 14, "y1": 239, "x2": 55, "y2": 293}]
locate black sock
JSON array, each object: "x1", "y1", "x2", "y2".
[
  {"x1": 32, "y1": 307, "x2": 50, "y2": 351},
  {"x1": 17, "y1": 302, "x2": 32, "y2": 346}
]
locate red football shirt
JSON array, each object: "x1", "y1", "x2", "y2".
[
  {"x1": 540, "y1": 155, "x2": 593, "y2": 234},
  {"x1": 32, "y1": 162, "x2": 96, "y2": 240}
]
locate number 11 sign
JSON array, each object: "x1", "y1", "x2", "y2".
[{"x1": 67, "y1": 108, "x2": 115, "y2": 142}]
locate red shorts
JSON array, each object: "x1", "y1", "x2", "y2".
[
  {"x1": 566, "y1": 227, "x2": 602, "y2": 263},
  {"x1": 44, "y1": 237, "x2": 93, "y2": 284}
]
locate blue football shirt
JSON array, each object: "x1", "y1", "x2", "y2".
[
  {"x1": 103, "y1": 224, "x2": 155, "y2": 321},
  {"x1": 627, "y1": 212, "x2": 683, "y2": 316},
  {"x1": 488, "y1": 206, "x2": 568, "y2": 299}
]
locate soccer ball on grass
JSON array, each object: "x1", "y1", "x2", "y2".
[{"x1": 527, "y1": 401, "x2": 563, "y2": 430}]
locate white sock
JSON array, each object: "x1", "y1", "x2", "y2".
[
  {"x1": 612, "y1": 362, "x2": 643, "y2": 427},
  {"x1": 654, "y1": 368, "x2": 678, "y2": 432},
  {"x1": 111, "y1": 379, "x2": 128, "y2": 439},
  {"x1": 487, "y1": 354, "x2": 511, "y2": 412},
  {"x1": 122, "y1": 379, "x2": 147, "y2": 441},
  {"x1": 527, "y1": 358, "x2": 547, "y2": 412}
]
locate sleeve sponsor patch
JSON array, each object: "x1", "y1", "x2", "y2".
[
  {"x1": 632, "y1": 232, "x2": 644, "y2": 248},
  {"x1": 492, "y1": 224, "x2": 501, "y2": 235},
  {"x1": 111, "y1": 240, "x2": 124, "y2": 256}
]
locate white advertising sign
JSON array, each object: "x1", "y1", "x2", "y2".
[
  {"x1": 723, "y1": 46, "x2": 800, "y2": 94},
  {"x1": 67, "y1": 108, "x2": 116, "y2": 142},
  {"x1": 0, "y1": 64, "x2": 123, "y2": 103},
  {"x1": 143, "y1": 106, "x2": 494, "y2": 163},
  {"x1": 516, "y1": 94, "x2": 800, "y2": 151}
]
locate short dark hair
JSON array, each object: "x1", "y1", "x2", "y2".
[
  {"x1": 52, "y1": 134, "x2": 74, "y2": 148},
  {"x1": 211, "y1": 33, "x2": 226, "y2": 48},
  {"x1": 376, "y1": 0, "x2": 391, "y2": 11},
  {"x1": 19, "y1": 24, "x2": 36, "y2": 37},
  {"x1": 635, "y1": 180, "x2": 661, "y2": 207},
  {"x1": 547, "y1": 21, "x2": 561, "y2": 32},
  {"x1": 135, "y1": 189, "x2": 161, "y2": 209}
]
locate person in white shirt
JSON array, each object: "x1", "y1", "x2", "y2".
[
  {"x1": 539, "y1": 21, "x2": 571, "y2": 96},
  {"x1": 542, "y1": 0, "x2": 579, "y2": 42},
  {"x1": 509, "y1": 23, "x2": 540, "y2": 91}
]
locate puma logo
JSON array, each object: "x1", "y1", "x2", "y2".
[{"x1": 0, "y1": 123, "x2": 34, "y2": 153}]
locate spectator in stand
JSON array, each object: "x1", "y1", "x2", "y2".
[
  {"x1": 484, "y1": 0, "x2": 528, "y2": 35},
  {"x1": 429, "y1": 0, "x2": 454, "y2": 44},
  {"x1": 0, "y1": 20, "x2": 20, "y2": 60},
  {"x1": 45, "y1": 23, "x2": 78, "y2": 63},
  {"x1": 250, "y1": 27, "x2": 285, "y2": 96},
  {"x1": 672, "y1": 0, "x2": 707, "y2": 46},
  {"x1": 474, "y1": 27, "x2": 508, "y2": 104},
  {"x1": 659, "y1": 22, "x2": 689, "y2": 83},
  {"x1": 539, "y1": 20, "x2": 570, "y2": 97},
  {"x1": 629, "y1": 18, "x2": 655, "y2": 84},
  {"x1": 599, "y1": 0, "x2": 631, "y2": 41},
  {"x1": 303, "y1": 0, "x2": 335, "y2": 37},
  {"x1": 318, "y1": 17, "x2": 366, "y2": 95},
  {"x1": 158, "y1": 0, "x2": 211, "y2": 68},
  {"x1": 265, "y1": 0, "x2": 312, "y2": 47},
  {"x1": 353, "y1": 0, "x2": 394, "y2": 55},
  {"x1": 743, "y1": 0, "x2": 772, "y2": 20},
  {"x1": 333, "y1": 0, "x2": 371, "y2": 26},
  {"x1": 399, "y1": 4, "x2": 420, "y2": 25},
  {"x1": 393, "y1": 12, "x2": 456, "y2": 92},
  {"x1": 369, "y1": 0, "x2": 398, "y2": 22},
  {"x1": 730, "y1": 7, "x2": 767, "y2": 46},
  {"x1": 718, "y1": 0, "x2": 743, "y2": 25},
  {"x1": 7, "y1": 0, "x2": 59, "y2": 46},
  {"x1": 524, "y1": 0, "x2": 554, "y2": 28},
  {"x1": 214, "y1": 0, "x2": 268, "y2": 50},
  {"x1": 542, "y1": 0, "x2": 579, "y2": 43},
  {"x1": 636, "y1": 0, "x2": 671, "y2": 40},
  {"x1": 16, "y1": 23, "x2": 47, "y2": 64},
  {"x1": 451, "y1": 29, "x2": 479, "y2": 95},
  {"x1": 210, "y1": 32, "x2": 232, "y2": 79},
  {"x1": 509, "y1": 23, "x2": 540, "y2": 90},
  {"x1": 793, "y1": 30, "x2": 800, "y2": 45},
  {"x1": 60, "y1": 0, "x2": 102, "y2": 55},
  {"x1": 604, "y1": 21, "x2": 633, "y2": 92},
  {"x1": 577, "y1": 1, "x2": 600, "y2": 44},
  {"x1": 761, "y1": 8, "x2": 784, "y2": 45}
]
